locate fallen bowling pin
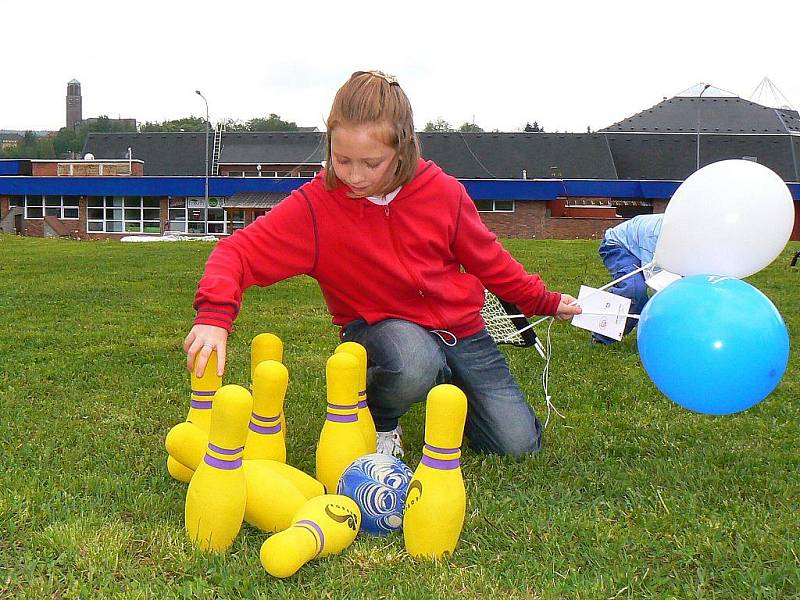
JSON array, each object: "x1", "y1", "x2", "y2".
[
  {"x1": 242, "y1": 460, "x2": 308, "y2": 533},
  {"x1": 260, "y1": 494, "x2": 361, "y2": 578},
  {"x1": 166, "y1": 456, "x2": 194, "y2": 483},
  {"x1": 334, "y1": 342, "x2": 377, "y2": 453},
  {"x1": 403, "y1": 384, "x2": 467, "y2": 558},
  {"x1": 166, "y1": 422, "x2": 324, "y2": 500},
  {"x1": 185, "y1": 384, "x2": 252, "y2": 552}
]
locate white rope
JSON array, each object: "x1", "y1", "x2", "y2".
[{"x1": 541, "y1": 317, "x2": 564, "y2": 429}]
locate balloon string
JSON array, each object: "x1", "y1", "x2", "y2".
[{"x1": 530, "y1": 261, "x2": 654, "y2": 328}]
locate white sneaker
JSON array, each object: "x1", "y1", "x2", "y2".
[{"x1": 376, "y1": 425, "x2": 404, "y2": 458}]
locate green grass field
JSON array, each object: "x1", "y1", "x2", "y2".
[{"x1": 1, "y1": 234, "x2": 797, "y2": 599}]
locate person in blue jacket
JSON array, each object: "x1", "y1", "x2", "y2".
[{"x1": 592, "y1": 213, "x2": 663, "y2": 345}]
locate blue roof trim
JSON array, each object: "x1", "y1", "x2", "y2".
[
  {"x1": 563, "y1": 180, "x2": 643, "y2": 198},
  {"x1": 0, "y1": 176, "x2": 307, "y2": 197},
  {"x1": 0, "y1": 176, "x2": 797, "y2": 201},
  {"x1": 0, "y1": 161, "x2": 24, "y2": 175},
  {"x1": 461, "y1": 179, "x2": 565, "y2": 200}
]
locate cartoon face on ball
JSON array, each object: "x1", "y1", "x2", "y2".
[{"x1": 337, "y1": 453, "x2": 414, "y2": 535}]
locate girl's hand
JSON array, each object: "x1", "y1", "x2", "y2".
[
  {"x1": 183, "y1": 324, "x2": 229, "y2": 377},
  {"x1": 555, "y1": 294, "x2": 582, "y2": 321}
]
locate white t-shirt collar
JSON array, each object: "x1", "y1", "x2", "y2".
[{"x1": 366, "y1": 186, "x2": 401, "y2": 206}]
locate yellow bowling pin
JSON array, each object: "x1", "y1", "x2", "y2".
[
  {"x1": 166, "y1": 351, "x2": 222, "y2": 483},
  {"x1": 185, "y1": 384, "x2": 252, "y2": 552},
  {"x1": 403, "y1": 384, "x2": 467, "y2": 558},
  {"x1": 166, "y1": 456, "x2": 194, "y2": 483},
  {"x1": 251, "y1": 333, "x2": 287, "y2": 435},
  {"x1": 244, "y1": 360, "x2": 288, "y2": 463},
  {"x1": 251, "y1": 333, "x2": 283, "y2": 378},
  {"x1": 249, "y1": 459, "x2": 325, "y2": 500},
  {"x1": 242, "y1": 460, "x2": 308, "y2": 533},
  {"x1": 166, "y1": 421, "x2": 324, "y2": 500},
  {"x1": 260, "y1": 494, "x2": 361, "y2": 578},
  {"x1": 316, "y1": 352, "x2": 367, "y2": 493},
  {"x1": 188, "y1": 350, "x2": 222, "y2": 432},
  {"x1": 334, "y1": 342, "x2": 377, "y2": 453}
]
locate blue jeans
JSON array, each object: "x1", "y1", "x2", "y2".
[
  {"x1": 592, "y1": 239, "x2": 650, "y2": 345},
  {"x1": 341, "y1": 319, "x2": 542, "y2": 456}
]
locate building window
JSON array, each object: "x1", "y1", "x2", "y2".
[
  {"x1": 9, "y1": 196, "x2": 23, "y2": 208},
  {"x1": 475, "y1": 199, "x2": 514, "y2": 213},
  {"x1": 169, "y1": 197, "x2": 244, "y2": 234},
  {"x1": 23, "y1": 195, "x2": 80, "y2": 219},
  {"x1": 87, "y1": 196, "x2": 161, "y2": 233}
]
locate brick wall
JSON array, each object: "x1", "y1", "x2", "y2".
[{"x1": 478, "y1": 201, "x2": 623, "y2": 239}]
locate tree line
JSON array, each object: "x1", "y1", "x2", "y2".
[
  {"x1": 1, "y1": 114, "x2": 557, "y2": 159},
  {"x1": 0, "y1": 113, "x2": 300, "y2": 159},
  {"x1": 423, "y1": 119, "x2": 546, "y2": 133}
]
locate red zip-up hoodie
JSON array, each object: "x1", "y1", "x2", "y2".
[{"x1": 193, "y1": 160, "x2": 561, "y2": 337}]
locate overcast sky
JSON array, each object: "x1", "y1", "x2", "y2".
[{"x1": 3, "y1": 0, "x2": 799, "y2": 133}]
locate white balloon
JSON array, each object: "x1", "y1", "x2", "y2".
[{"x1": 654, "y1": 159, "x2": 795, "y2": 278}]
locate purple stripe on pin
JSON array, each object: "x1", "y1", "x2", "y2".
[
  {"x1": 207, "y1": 443, "x2": 245, "y2": 456},
  {"x1": 191, "y1": 390, "x2": 216, "y2": 397},
  {"x1": 190, "y1": 400, "x2": 212, "y2": 409},
  {"x1": 249, "y1": 422, "x2": 282, "y2": 434},
  {"x1": 295, "y1": 519, "x2": 325, "y2": 556},
  {"x1": 358, "y1": 391, "x2": 367, "y2": 398},
  {"x1": 421, "y1": 455, "x2": 460, "y2": 470},
  {"x1": 327, "y1": 402, "x2": 358, "y2": 410},
  {"x1": 326, "y1": 413, "x2": 358, "y2": 423},
  {"x1": 252, "y1": 412, "x2": 280, "y2": 423},
  {"x1": 357, "y1": 400, "x2": 367, "y2": 409},
  {"x1": 424, "y1": 443, "x2": 460, "y2": 454},
  {"x1": 204, "y1": 454, "x2": 243, "y2": 470}
]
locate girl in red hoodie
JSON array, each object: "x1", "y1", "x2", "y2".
[{"x1": 184, "y1": 70, "x2": 580, "y2": 457}]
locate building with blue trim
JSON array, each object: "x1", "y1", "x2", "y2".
[{"x1": 2, "y1": 89, "x2": 799, "y2": 240}]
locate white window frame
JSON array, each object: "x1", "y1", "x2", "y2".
[
  {"x1": 475, "y1": 199, "x2": 515, "y2": 213},
  {"x1": 170, "y1": 197, "x2": 244, "y2": 235},
  {"x1": 23, "y1": 195, "x2": 80, "y2": 220},
  {"x1": 86, "y1": 196, "x2": 161, "y2": 234}
]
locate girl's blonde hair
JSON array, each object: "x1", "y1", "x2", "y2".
[{"x1": 324, "y1": 70, "x2": 421, "y2": 194}]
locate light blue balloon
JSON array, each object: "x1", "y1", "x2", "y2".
[{"x1": 637, "y1": 275, "x2": 789, "y2": 415}]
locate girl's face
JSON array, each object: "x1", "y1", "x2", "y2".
[{"x1": 330, "y1": 123, "x2": 398, "y2": 198}]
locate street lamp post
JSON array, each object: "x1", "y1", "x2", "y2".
[
  {"x1": 696, "y1": 83, "x2": 711, "y2": 171},
  {"x1": 195, "y1": 90, "x2": 210, "y2": 211}
]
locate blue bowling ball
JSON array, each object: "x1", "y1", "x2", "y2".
[{"x1": 337, "y1": 453, "x2": 414, "y2": 535}]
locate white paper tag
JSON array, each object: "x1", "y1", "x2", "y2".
[
  {"x1": 645, "y1": 269, "x2": 682, "y2": 292},
  {"x1": 570, "y1": 285, "x2": 632, "y2": 341}
]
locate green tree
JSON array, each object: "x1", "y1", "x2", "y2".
[
  {"x1": 245, "y1": 114, "x2": 299, "y2": 131},
  {"x1": 53, "y1": 127, "x2": 82, "y2": 156},
  {"x1": 0, "y1": 131, "x2": 56, "y2": 159},
  {"x1": 140, "y1": 117, "x2": 208, "y2": 132},
  {"x1": 219, "y1": 118, "x2": 246, "y2": 131},
  {"x1": 458, "y1": 122, "x2": 484, "y2": 133},
  {"x1": 424, "y1": 118, "x2": 454, "y2": 132},
  {"x1": 524, "y1": 121, "x2": 544, "y2": 133}
]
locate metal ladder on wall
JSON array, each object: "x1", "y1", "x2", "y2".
[{"x1": 211, "y1": 123, "x2": 224, "y2": 176}]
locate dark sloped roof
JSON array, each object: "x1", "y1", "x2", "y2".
[
  {"x1": 83, "y1": 132, "x2": 210, "y2": 176},
  {"x1": 418, "y1": 133, "x2": 617, "y2": 179},
  {"x1": 219, "y1": 132, "x2": 325, "y2": 164},
  {"x1": 602, "y1": 96, "x2": 800, "y2": 134},
  {"x1": 605, "y1": 133, "x2": 799, "y2": 181},
  {"x1": 226, "y1": 191, "x2": 286, "y2": 208}
]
